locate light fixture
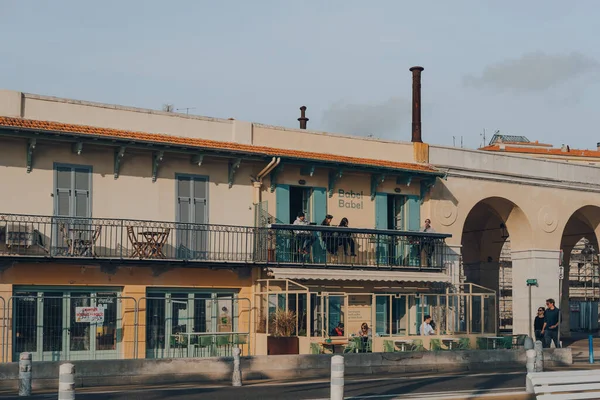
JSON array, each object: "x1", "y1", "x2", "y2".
[
  {"x1": 394, "y1": 188, "x2": 402, "y2": 193},
  {"x1": 298, "y1": 179, "x2": 306, "y2": 185}
]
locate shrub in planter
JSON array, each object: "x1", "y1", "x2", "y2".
[{"x1": 267, "y1": 308, "x2": 299, "y2": 355}]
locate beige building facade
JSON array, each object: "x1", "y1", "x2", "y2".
[{"x1": 0, "y1": 81, "x2": 599, "y2": 360}]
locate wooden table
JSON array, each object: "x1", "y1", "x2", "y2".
[
  {"x1": 140, "y1": 230, "x2": 169, "y2": 258},
  {"x1": 319, "y1": 339, "x2": 348, "y2": 354}
]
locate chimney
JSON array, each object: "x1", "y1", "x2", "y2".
[
  {"x1": 597, "y1": 142, "x2": 600, "y2": 151},
  {"x1": 298, "y1": 106, "x2": 309, "y2": 129},
  {"x1": 410, "y1": 66, "x2": 424, "y2": 143}
]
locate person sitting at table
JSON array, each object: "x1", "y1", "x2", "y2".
[
  {"x1": 321, "y1": 214, "x2": 338, "y2": 255},
  {"x1": 331, "y1": 322, "x2": 344, "y2": 336},
  {"x1": 338, "y1": 217, "x2": 357, "y2": 257},
  {"x1": 358, "y1": 323, "x2": 372, "y2": 338},
  {"x1": 419, "y1": 315, "x2": 435, "y2": 336},
  {"x1": 293, "y1": 212, "x2": 315, "y2": 254}
]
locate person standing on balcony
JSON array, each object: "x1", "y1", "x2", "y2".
[
  {"x1": 338, "y1": 218, "x2": 357, "y2": 257},
  {"x1": 421, "y1": 218, "x2": 435, "y2": 267},
  {"x1": 321, "y1": 214, "x2": 338, "y2": 255},
  {"x1": 422, "y1": 219, "x2": 435, "y2": 233},
  {"x1": 293, "y1": 212, "x2": 315, "y2": 255}
]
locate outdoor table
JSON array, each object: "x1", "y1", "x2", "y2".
[
  {"x1": 394, "y1": 339, "x2": 414, "y2": 352},
  {"x1": 320, "y1": 339, "x2": 348, "y2": 354},
  {"x1": 441, "y1": 338, "x2": 460, "y2": 350},
  {"x1": 484, "y1": 336, "x2": 504, "y2": 349},
  {"x1": 69, "y1": 227, "x2": 97, "y2": 256},
  {"x1": 140, "y1": 230, "x2": 170, "y2": 258}
]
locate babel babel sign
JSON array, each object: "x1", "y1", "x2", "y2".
[{"x1": 338, "y1": 189, "x2": 364, "y2": 209}]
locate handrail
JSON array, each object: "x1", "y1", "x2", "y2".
[{"x1": 269, "y1": 223, "x2": 452, "y2": 238}]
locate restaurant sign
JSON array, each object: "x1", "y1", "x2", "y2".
[
  {"x1": 338, "y1": 189, "x2": 365, "y2": 209},
  {"x1": 75, "y1": 307, "x2": 105, "y2": 323}
]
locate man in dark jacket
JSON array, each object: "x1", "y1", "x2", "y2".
[{"x1": 542, "y1": 298, "x2": 560, "y2": 348}]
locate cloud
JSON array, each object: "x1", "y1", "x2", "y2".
[
  {"x1": 321, "y1": 97, "x2": 410, "y2": 139},
  {"x1": 464, "y1": 51, "x2": 600, "y2": 92}
]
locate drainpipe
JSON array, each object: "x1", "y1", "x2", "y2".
[{"x1": 253, "y1": 157, "x2": 281, "y2": 204}]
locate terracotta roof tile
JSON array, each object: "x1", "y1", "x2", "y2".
[
  {"x1": 0, "y1": 117, "x2": 440, "y2": 174},
  {"x1": 480, "y1": 144, "x2": 600, "y2": 158}
]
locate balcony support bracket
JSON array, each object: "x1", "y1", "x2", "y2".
[
  {"x1": 72, "y1": 142, "x2": 84, "y2": 155},
  {"x1": 228, "y1": 158, "x2": 242, "y2": 188},
  {"x1": 420, "y1": 178, "x2": 437, "y2": 204},
  {"x1": 152, "y1": 151, "x2": 164, "y2": 183},
  {"x1": 269, "y1": 164, "x2": 284, "y2": 192},
  {"x1": 328, "y1": 169, "x2": 343, "y2": 198},
  {"x1": 300, "y1": 165, "x2": 316, "y2": 177},
  {"x1": 26, "y1": 139, "x2": 36, "y2": 173},
  {"x1": 191, "y1": 154, "x2": 204, "y2": 166},
  {"x1": 114, "y1": 146, "x2": 126, "y2": 179},
  {"x1": 370, "y1": 174, "x2": 386, "y2": 200}
]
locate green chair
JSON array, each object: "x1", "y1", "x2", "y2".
[
  {"x1": 383, "y1": 340, "x2": 395, "y2": 352},
  {"x1": 500, "y1": 336, "x2": 512, "y2": 349},
  {"x1": 456, "y1": 337, "x2": 471, "y2": 350},
  {"x1": 196, "y1": 335, "x2": 213, "y2": 357},
  {"x1": 476, "y1": 337, "x2": 488, "y2": 350},
  {"x1": 233, "y1": 334, "x2": 247, "y2": 356},
  {"x1": 365, "y1": 338, "x2": 373, "y2": 353},
  {"x1": 343, "y1": 338, "x2": 358, "y2": 353},
  {"x1": 430, "y1": 338, "x2": 443, "y2": 351},
  {"x1": 410, "y1": 339, "x2": 425, "y2": 351},
  {"x1": 513, "y1": 334, "x2": 527, "y2": 349},
  {"x1": 216, "y1": 334, "x2": 231, "y2": 356},
  {"x1": 310, "y1": 342, "x2": 322, "y2": 354}
]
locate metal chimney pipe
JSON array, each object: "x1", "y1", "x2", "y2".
[
  {"x1": 410, "y1": 66, "x2": 424, "y2": 143},
  {"x1": 298, "y1": 106, "x2": 309, "y2": 129}
]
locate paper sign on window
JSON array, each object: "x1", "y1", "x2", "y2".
[{"x1": 75, "y1": 307, "x2": 105, "y2": 323}]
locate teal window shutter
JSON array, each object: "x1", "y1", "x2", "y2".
[
  {"x1": 374, "y1": 193, "x2": 388, "y2": 264},
  {"x1": 406, "y1": 195, "x2": 421, "y2": 231},
  {"x1": 375, "y1": 296, "x2": 389, "y2": 335},
  {"x1": 311, "y1": 187, "x2": 327, "y2": 262},
  {"x1": 275, "y1": 185, "x2": 291, "y2": 262},
  {"x1": 374, "y1": 193, "x2": 388, "y2": 229},
  {"x1": 275, "y1": 184, "x2": 290, "y2": 224}
]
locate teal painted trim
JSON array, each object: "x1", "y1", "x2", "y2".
[
  {"x1": 374, "y1": 192, "x2": 388, "y2": 265},
  {"x1": 13, "y1": 286, "x2": 122, "y2": 293},
  {"x1": 370, "y1": 174, "x2": 386, "y2": 200},
  {"x1": 419, "y1": 178, "x2": 437, "y2": 204},
  {"x1": 328, "y1": 169, "x2": 343, "y2": 198},
  {"x1": 406, "y1": 195, "x2": 421, "y2": 231},
  {"x1": 275, "y1": 184, "x2": 291, "y2": 224},
  {"x1": 146, "y1": 288, "x2": 240, "y2": 295},
  {"x1": 269, "y1": 165, "x2": 284, "y2": 192},
  {"x1": 311, "y1": 187, "x2": 327, "y2": 263}
]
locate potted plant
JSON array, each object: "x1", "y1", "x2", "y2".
[{"x1": 267, "y1": 308, "x2": 299, "y2": 355}]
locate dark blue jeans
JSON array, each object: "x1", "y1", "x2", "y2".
[{"x1": 544, "y1": 329, "x2": 559, "y2": 348}]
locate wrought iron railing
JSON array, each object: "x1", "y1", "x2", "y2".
[{"x1": 0, "y1": 214, "x2": 451, "y2": 269}]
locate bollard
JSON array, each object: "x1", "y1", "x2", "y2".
[
  {"x1": 232, "y1": 347, "x2": 242, "y2": 387},
  {"x1": 524, "y1": 336, "x2": 534, "y2": 351},
  {"x1": 58, "y1": 363, "x2": 75, "y2": 400},
  {"x1": 534, "y1": 340, "x2": 544, "y2": 372},
  {"x1": 18, "y1": 352, "x2": 32, "y2": 397},
  {"x1": 330, "y1": 355, "x2": 344, "y2": 400},
  {"x1": 525, "y1": 349, "x2": 536, "y2": 394},
  {"x1": 590, "y1": 335, "x2": 595, "y2": 364}
]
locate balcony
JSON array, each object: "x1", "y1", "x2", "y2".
[{"x1": 0, "y1": 214, "x2": 451, "y2": 270}]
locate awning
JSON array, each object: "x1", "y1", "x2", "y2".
[{"x1": 266, "y1": 267, "x2": 451, "y2": 283}]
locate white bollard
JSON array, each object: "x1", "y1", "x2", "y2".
[
  {"x1": 18, "y1": 352, "x2": 32, "y2": 397},
  {"x1": 526, "y1": 349, "x2": 536, "y2": 394},
  {"x1": 232, "y1": 347, "x2": 242, "y2": 387},
  {"x1": 534, "y1": 340, "x2": 544, "y2": 372},
  {"x1": 58, "y1": 363, "x2": 75, "y2": 400},
  {"x1": 330, "y1": 355, "x2": 344, "y2": 400}
]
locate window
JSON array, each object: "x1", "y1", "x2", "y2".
[{"x1": 54, "y1": 165, "x2": 92, "y2": 218}]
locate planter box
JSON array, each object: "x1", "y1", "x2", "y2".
[{"x1": 267, "y1": 336, "x2": 299, "y2": 355}]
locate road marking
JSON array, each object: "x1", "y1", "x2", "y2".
[{"x1": 309, "y1": 387, "x2": 526, "y2": 400}]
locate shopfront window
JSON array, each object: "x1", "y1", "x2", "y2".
[{"x1": 12, "y1": 288, "x2": 121, "y2": 362}]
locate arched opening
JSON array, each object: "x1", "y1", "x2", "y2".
[
  {"x1": 461, "y1": 197, "x2": 532, "y2": 334},
  {"x1": 560, "y1": 206, "x2": 600, "y2": 337}
]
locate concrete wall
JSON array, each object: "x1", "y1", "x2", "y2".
[{"x1": 0, "y1": 348, "x2": 572, "y2": 390}]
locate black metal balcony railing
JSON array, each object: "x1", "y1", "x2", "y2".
[{"x1": 0, "y1": 214, "x2": 451, "y2": 270}]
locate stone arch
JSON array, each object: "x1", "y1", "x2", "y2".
[
  {"x1": 461, "y1": 197, "x2": 533, "y2": 333},
  {"x1": 559, "y1": 205, "x2": 600, "y2": 336}
]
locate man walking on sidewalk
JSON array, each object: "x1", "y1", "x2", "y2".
[{"x1": 542, "y1": 298, "x2": 560, "y2": 348}]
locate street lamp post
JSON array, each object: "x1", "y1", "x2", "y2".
[{"x1": 527, "y1": 279, "x2": 538, "y2": 340}]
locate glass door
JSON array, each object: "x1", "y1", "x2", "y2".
[
  {"x1": 176, "y1": 176, "x2": 208, "y2": 260},
  {"x1": 326, "y1": 294, "x2": 347, "y2": 337}
]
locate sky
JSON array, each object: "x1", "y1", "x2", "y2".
[{"x1": 2, "y1": 1, "x2": 600, "y2": 149}]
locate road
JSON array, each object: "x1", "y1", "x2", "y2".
[{"x1": 0, "y1": 371, "x2": 527, "y2": 400}]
